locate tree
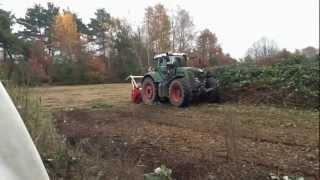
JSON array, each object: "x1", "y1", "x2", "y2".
[
  {"x1": 144, "y1": 6, "x2": 154, "y2": 66},
  {"x1": 53, "y1": 11, "x2": 81, "y2": 61},
  {"x1": 110, "y1": 20, "x2": 141, "y2": 78},
  {"x1": 17, "y1": 3, "x2": 59, "y2": 55},
  {"x1": 254, "y1": 48, "x2": 291, "y2": 66},
  {"x1": 144, "y1": 4, "x2": 171, "y2": 54},
  {"x1": 246, "y1": 37, "x2": 279, "y2": 60},
  {"x1": 0, "y1": 9, "x2": 28, "y2": 78},
  {"x1": 73, "y1": 14, "x2": 89, "y2": 35},
  {"x1": 301, "y1": 46, "x2": 318, "y2": 58},
  {"x1": 88, "y1": 9, "x2": 112, "y2": 65},
  {"x1": 28, "y1": 40, "x2": 52, "y2": 82},
  {"x1": 172, "y1": 7, "x2": 194, "y2": 52},
  {"x1": 132, "y1": 26, "x2": 148, "y2": 70},
  {"x1": 195, "y1": 29, "x2": 221, "y2": 68},
  {"x1": 0, "y1": 9, "x2": 15, "y2": 63}
]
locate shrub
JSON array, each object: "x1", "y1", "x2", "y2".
[
  {"x1": 50, "y1": 55, "x2": 90, "y2": 85},
  {"x1": 28, "y1": 41, "x2": 52, "y2": 83},
  {"x1": 87, "y1": 56, "x2": 106, "y2": 83}
]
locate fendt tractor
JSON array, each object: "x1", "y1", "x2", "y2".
[{"x1": 128, "y1": 53, "x2": 220, "y2": 107}]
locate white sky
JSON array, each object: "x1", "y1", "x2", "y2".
[{"x1": 1, "y1": 0, "x2": 319, "y2": 58}]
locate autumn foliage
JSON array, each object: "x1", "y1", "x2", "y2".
[
  {"x1": 28, "y1": 40, "x2": 52, "y2": 82},
  {"x1": 53, "y1": 11, "x2": 81, "y2": 60},
  {"x1": 87, "y1": 56, "x2": 106, "y2": 82},
  {"x1": 189, "y1": 29, "x2": 235, "y2": 68}
]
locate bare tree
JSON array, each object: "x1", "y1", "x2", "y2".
[
  {"x1": 144, "y1": 4, "x2": 171, "y2": 54},
  {"x1": 144, "y1": 7, "x2": 154, "y2": 66},
  {"x1": 195, "y1": 29, "x2": 221, "y2": 67},
  {"x1": 246, "y1": 37, "x2": 279, "y2": 59},
  {"x1": 172, "y1": 7, "x2": 194, "y2": 52},
  {"x1": 301, "y1": 46, "x2": 318, "y2": 58}
]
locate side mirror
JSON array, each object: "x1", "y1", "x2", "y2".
[{"x1": 183, "y1": 54, "x2": 187, "y2": 61}]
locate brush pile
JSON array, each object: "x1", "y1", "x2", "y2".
[{"x1": 213, "y1": 55, "x2": 319, "y2": 108}]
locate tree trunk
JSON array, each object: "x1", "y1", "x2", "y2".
[
  {"x1": 6, "y1": 50, "x2": 14, "y2": 79},
  {"x1": 171, "y1": 21, "x2": 175, "y2": 52},
  {"x1": 3, "y1": 48, "x2": 7, "y2": 63}
]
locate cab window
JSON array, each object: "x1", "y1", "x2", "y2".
[
  {"x1": 158, "y1": 57, "x2": 169, "y2": 66},
  {"x1": 168, "y1": 56, "x2": 186, "y2": 67}
]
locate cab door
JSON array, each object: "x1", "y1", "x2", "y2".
[
  {"x1": 156, "y1": 57, "x2": 170, "y2": 97},
  {"x1": 157, "y1": 57, "x2": 168, "y2": 79}
]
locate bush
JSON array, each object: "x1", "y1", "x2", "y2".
[
  {"x1": 87, "y1": 56, "x2": 107, "y2": 83},
  {"x1": 10, "y1": 62, "x2": 37, "y2": 86},
  {"x1": 50, "y1": 56, "x2": 90, "y2": 85}
]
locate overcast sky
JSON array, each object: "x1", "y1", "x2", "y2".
[{"x1": 1, "y1": 0, "x2": 319, "y2": 58}]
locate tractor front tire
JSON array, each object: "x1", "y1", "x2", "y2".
[
  {"x1": 142, "y1": 77, "x2": 157, "y2": 105},
  {"x1": 206, "y1": 77, "x2": 220, "y2": 103},
  {"x1": 169, "y1": 78, "x2": 191, "y2": 107}
]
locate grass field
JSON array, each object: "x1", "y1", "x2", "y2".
[
  {"x1": 33, "y1": 83, "x2": 319, "y2": 180},
  {"x1": 33, "y1": 83, "x2": 132, "y2": 110}
]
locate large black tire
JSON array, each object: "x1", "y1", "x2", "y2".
[
  {"x1": 169, "y1": 78, "x2": 191, "y2": 107},
  {"x1": 142, "y1": 77, "x2": 158, "y2": 105},
  {"x1": 206, "y1": 77, "x2": 220, "y2": 103}
]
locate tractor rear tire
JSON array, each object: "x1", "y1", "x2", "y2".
[
  {"x1": 142, "y1": 77, "x2": 158, "y2": 105},
  {"x1": 169, "y1": 78, "x2": 191, "y2": 107},
  {"x1": 206, "y1": 77, "x2": 220, "y2": 103}
]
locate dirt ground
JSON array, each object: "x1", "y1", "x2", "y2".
[{"x1": 35, "y1": 84, "x2": 319, "y2": 180}]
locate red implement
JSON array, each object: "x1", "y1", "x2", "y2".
[
  {"x1": 127, "y1": 75, "x2": 143, "y2": 104},
  {"x1": 131, "y1": 87, "x2": 141, "y2": 103}
]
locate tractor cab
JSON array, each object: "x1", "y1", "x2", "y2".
[{"x1": 153, "y1": 53, "x2": 187, "y2": 69}]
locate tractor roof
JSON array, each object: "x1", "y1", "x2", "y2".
[{"x1": 153, "y1": 52, "x2": 186, "y2": 59}]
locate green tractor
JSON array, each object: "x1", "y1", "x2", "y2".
[{"x1": 141, "y1": 53, "x2": 219, "y2": 107}]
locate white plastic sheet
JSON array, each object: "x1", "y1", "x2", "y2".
[{"x1": 0, "y1": 82, "x2": 49, "y2": 180}]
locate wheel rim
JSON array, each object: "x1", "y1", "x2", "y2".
[
  {"x1": 170, "y1": 83, "x2": 182, "y2": 103},
  {"x1": 143, "y1": 83, "x2": 154, "y2": 100}
]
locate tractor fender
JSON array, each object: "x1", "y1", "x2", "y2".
[{"x1": 167, "y1": 75, "x2": 184, "y2": 85}]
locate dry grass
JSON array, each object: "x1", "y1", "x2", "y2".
[{"x1": 33, "y1": 83, "x2": 131, "y2": 110}]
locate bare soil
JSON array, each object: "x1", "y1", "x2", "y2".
[{"x1": 35, "y1": 84, "x2": 319, "y2": 180}]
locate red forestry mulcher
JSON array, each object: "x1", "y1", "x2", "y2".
[{"x1": 127, "y1": 75, "x2": 143, "y2": 104}]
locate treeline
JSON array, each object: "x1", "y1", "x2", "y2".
[
  {"x1": 0, "y1": 3, "x2": 235, "y2": 84},
  {"x1": 0, "y1": 3, "x2": 318, "y2": 85}
]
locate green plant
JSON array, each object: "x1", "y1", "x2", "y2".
[{"x1": 144, "y1": 165, "x2": 173, "y2": 180}]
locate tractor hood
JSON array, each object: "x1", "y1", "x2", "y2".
[
  {"x1": 177, "y1": 67, "x2": 206, "y2": 78},
  {"x1": 180, "y1": 67, "x2": 204, "y2": 73}
]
